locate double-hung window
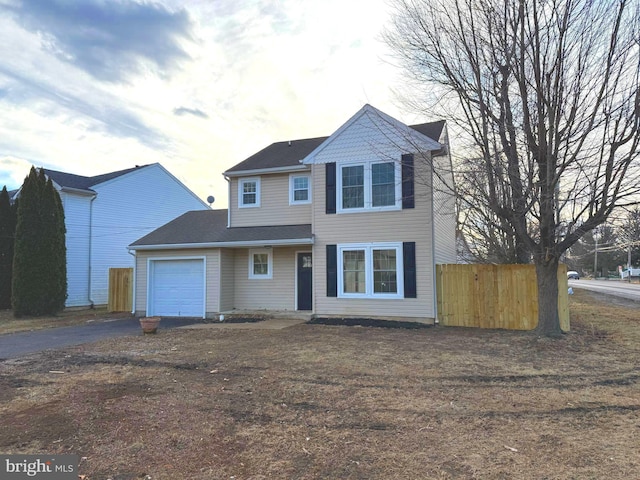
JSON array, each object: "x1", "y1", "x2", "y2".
[
  {"x1": 338, "y1": 161, "x2": 400, "y2": 212},
  {"x1": 289, "y1": 175, "x2": 311, "y2": 204},
  {"x1": 239, "y1": 178, "x2": 260, "y2": 208},
  {"x1": 338, "y1": 243, "x2": 403, "y2": 298},
  {"x1": 249, "y1": 248, "x2": 272, "y2": 279}
]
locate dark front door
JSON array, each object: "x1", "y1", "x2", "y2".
[{"x1": 297, "y1": 252, "x2": 312, "y2": 311}]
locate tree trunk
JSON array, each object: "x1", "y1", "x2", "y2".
[{"x1": 535, "y1": 260, "x2": 563, "y2": 336}]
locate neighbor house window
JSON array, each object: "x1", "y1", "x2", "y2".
[
  {"x1": 337, "y1": 243, "x2": 403, "y2": 298},
  {"x1": 338, "y1": 162, "x2": 400, "y2": 212},
  {"x1": 239, "y1": 178, "x2": 260, "y2": 208},
  {"x1": 289, "y1": 175, "x2": 311, "y2": 204},
  {"x1": 249, "y1": 249, "x2": 272, "y2": 279}
]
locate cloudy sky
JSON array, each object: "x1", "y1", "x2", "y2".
[{"x1": 0, "y1": 0, "x2": 424, "y2": 207}]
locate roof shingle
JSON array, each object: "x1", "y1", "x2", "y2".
[
  {"x1": 130, "y1": 209, "x2": 312, "y2": 248},
  {"x1": 224, "y1": 121, "x2": 445, "y2": 175}
]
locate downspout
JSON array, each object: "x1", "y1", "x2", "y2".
[
  {"x1": 430, "y1": 155, "x2": 439, "y2": 324},
  {"x1": 128, "y1": 248, "x2": 136, "y2": 315},
  {"x1": 224, "y1": 174, "x2": 231, "y2": 228},
  {"x1": 88, "y1": 193, "x2": 97, "y2": 308}
]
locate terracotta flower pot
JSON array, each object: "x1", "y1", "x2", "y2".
[{"x1": 139, "y1": 316, "x2": 161, "y2": 334}]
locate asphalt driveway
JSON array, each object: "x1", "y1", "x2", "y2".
[{"x1": 0, "y1": 317, "x2": 206, "y2": 360}]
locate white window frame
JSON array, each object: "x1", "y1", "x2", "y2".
[
  {"x1": 337, "y1": 161, "x2": 402, "y2": 213},
  {"x1": 248, "y1": 248, "x2": 273, "y2": 279},
  {"x1": 239, "y1": 177, "x2": 261, "y2": 208},
  {"x1": 337, "y1": 243, "x2": 404, "y2": 299},
  {"x1": 289, "y1": 174, "x2": 311, "y2": 205}
]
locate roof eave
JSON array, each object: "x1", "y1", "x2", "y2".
[
  {"x1": 60, "y1": 186, "x2": 97, "y2": 196},
  {"x1": 129, "y1": 237, "x2": 315, "y2": 251},
  {"x1": 223, "y1": 164, "x2": 309, "y2": 178}
]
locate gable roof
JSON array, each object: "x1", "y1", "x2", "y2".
[
  {"x1": 302, "y1": 104, "x2": 443, "y2": 165},
  {"x1": 224, "y1": 106, "x2": 446, "y2": 176},
  {"x1": 129, "y1": 209, "x2": 313, "y2": 250},
  {"x1": 43, "y1": 164, "x2": 152, "y2": 192}
]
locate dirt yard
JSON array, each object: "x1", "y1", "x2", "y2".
[{"x1": 0, "y1": 289, "x2": 638, "y2": 479}]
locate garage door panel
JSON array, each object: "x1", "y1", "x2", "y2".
[{"x1": 150, "y1": 259, "x2": 204, "y2": 317}]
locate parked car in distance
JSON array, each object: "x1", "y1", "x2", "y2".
[{"x1": 567, "y1": 271, "x2": 580, "y2": 280}]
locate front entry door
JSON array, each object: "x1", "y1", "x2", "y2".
[{"x1": 297, "y1": 252, "x2": 312, "y2": 311}]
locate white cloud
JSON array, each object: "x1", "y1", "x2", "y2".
[{"x1": 0, "y1": 0, "x2": 409, "y2": 210}]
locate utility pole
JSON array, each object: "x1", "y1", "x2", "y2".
[{"x1": 593, "y1": 231, "x2": 598, "y2": 278}]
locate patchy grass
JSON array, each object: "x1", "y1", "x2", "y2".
[
  {"x1": 0, "y1": 308, "x2": 131, "y2": 335},
  {"x1": 0, "y1": 289, "x2": 638, "y2": 479}
]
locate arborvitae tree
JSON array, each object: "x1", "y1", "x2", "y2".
[
  {"x1": 0, "y1": 186, "x2": 16, "y2": 309},
  {"x1": 12, "y1": 167, "x2": 67, "y2": 316}
]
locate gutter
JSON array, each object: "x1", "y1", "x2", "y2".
[
  {"x1": 223, "y1": 164, "x2": 309, "y2": 178},
  {"x1": 129, "y1": 237, "x2": 315, "y2": 251}
]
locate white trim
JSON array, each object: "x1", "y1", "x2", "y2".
[
  {"x1": 302, "y1": 104, "x2": 442, "y2": 165},
  {"x1": 337, "y1": 161, "x2": 401, "y2": 213},
  {"x1": 238, "y1": 177, "x2": 261, "y2": 208},
  {"x1": 248, "y1": 248, "x2": 273, "y2": 279},
  {"x1": 224, "y1": 164, "x2": 309, "y2": 177},
  {"x1": 337, "y1": 242, "x2": 404, "y2": 299},
  {"x1": 130, "y1": 237, "x2": 314, "y2": 251},
  {"x1": 146, "y1": 256, "x2": 206, "y2": 318},
  {"x1": 289, "y1": 174, "x2": 311, "y2": 205},
  {"x1": 295, "y1": 250, "x2": 313, "y2": 311}
]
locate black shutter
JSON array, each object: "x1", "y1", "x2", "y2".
[
  {"x1": 401, "y1": 153, "x2": 415, "y2": 209},
  {"x1": 326, "y1": 244, "x2": 338, "y2": 297},
  {"x1": 403, "y1": 242, "x2": 417, "y2": 298},
  {"x1": 325, "y1": 163, "x2": 336, "y2": 214}
]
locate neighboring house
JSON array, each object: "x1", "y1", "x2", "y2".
[
  {"x1": 129, "y1": 105, "x2": 456, "y2": 322},
  {"x1": 15, "y1": 163, "x2": 210, "y2": 307}
]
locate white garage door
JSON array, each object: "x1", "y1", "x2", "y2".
[{"x1": 149, "y1": 259, "x2": 205, "y2": 317}]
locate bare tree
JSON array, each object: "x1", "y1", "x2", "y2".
[{"x1": 385, "y1": 0, "x2": 640, "y2": 335}]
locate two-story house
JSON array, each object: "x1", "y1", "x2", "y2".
[
  {"x1": 129, "y1": 105, "x2": 456, "y2": 322},
  {"x1": 13, "y1": 163, "x2": 210, "y2": 308}
]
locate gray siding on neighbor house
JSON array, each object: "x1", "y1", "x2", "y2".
[
  {"x1": 228, "y1": 173, "x2": 312, "y2": 227},
  {"x1": 432, "y1": 152, "x2": 457, "y2": 265},
  {"x1": 61, "y1": 192, "x2": 92, "y2": 307},
  {"x1": 89, "y1": 164, "x2": 208, "y2": 306}
]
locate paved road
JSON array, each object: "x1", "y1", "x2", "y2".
[
  {"x1": 0, "y1": 317, "x2": 205, "y2": 360},
  {"x1": 569, "y1": 279, "x2": 640, "y2": 303}
]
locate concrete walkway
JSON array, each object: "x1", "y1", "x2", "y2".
[{"x1": 180, "y1": 317, "x2": 308, "y2": 330}]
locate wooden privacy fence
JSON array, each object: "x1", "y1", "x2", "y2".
[
  {"x1": 436, "y1": 264, "x2": 569, "y2": 331},
  {"x1": 108, "y1": 267, "x2": 133, "y2": 313}
]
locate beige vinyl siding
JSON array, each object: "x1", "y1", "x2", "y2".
[
  {"x1": 232, "y1": 247, "x2": 297, "y2": 310},
  {"x1": 134, "y1": 249, "x2": 220, "y2": 317},
  {"x1": 432, "y1": 153, "x2": 457, "y2": 264},
  {"x1": 311, "y1": 159, "x2": 436, "y2": 320},
  {"x1": 219, "y1": 249, "x2": 235, "y2": 311},
  {"x1": 229, "y1": 173, "x2": 311, "y2": 227}
]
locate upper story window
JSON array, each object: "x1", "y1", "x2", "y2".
[
  {"x1": 338, "y1": 161, "x2": 400, "y2": 213},
  {"x1": 289, "y1": 174, "x2": 311, "y2": 205},
  {"x1": 239, "y1": 177, "x2": 260, "y2": 208}
]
